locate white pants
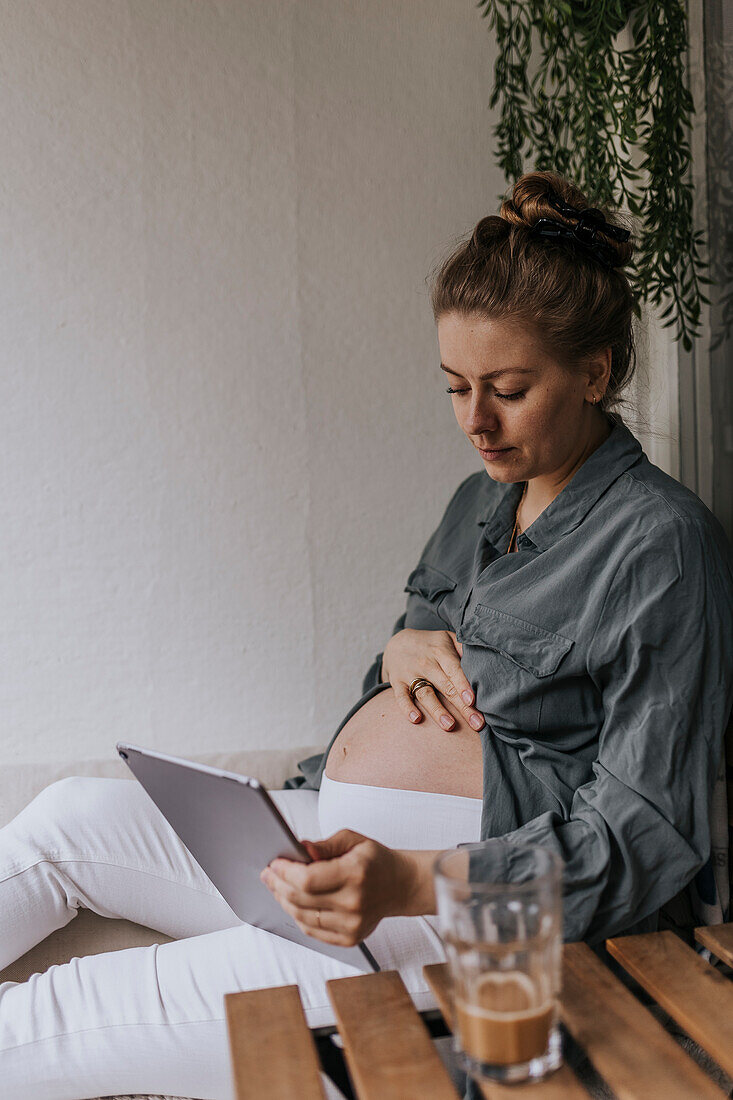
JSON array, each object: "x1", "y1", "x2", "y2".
[{"x1": 0, "y1": 770, "x2": 483, "y2": 1099}]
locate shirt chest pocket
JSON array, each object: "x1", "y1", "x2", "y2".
[
  {"x1": 457, "y1": 604, "x2": 574, "y2": 736},
  {"x1": 403, "y1": 562, "x2": 458, "y2": 630}
]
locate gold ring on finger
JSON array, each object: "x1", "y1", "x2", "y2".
[{"x1": 408, "y1": 677, "x2": 434, "y2": 701}]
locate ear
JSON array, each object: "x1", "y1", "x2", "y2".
[{"x1": 585, "y1": 347, "x2": 612, "y2": 396}]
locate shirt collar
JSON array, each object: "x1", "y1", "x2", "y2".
[{"x1": 478, "y1": 415, "x2": 643, "y2": 552}]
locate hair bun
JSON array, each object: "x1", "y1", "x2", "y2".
[{"x1": 501, "y1": 170, "x2": 634, "y2": 269}]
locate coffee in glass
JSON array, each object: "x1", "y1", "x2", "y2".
[{"x1": 433, "y1": 840, "x2": 563, "y2": 1084}]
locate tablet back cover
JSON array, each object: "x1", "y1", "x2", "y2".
[{"x1": 117, "y1": 742, "x2": 379, "y2": 973}]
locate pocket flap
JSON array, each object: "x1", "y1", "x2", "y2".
[
  {"x1": 458, "y1": 604, "x2": 573, "y2": 678},
  {"x1": 404, "y1": 563, "x2": 457, "y2": 601}
]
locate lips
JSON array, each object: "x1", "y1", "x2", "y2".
[{"x1": 477, "y1": 445, "x2": 514, "y2": 461}]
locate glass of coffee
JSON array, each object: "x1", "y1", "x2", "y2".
[{"x1": 433, "y1": 840, "x2": 563, "y2": 1084}]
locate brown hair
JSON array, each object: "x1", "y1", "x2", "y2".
[{"x1": 428, "y1": 170, "x2": 639, "y2": 420}]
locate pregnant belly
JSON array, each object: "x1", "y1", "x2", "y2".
[{"x1": 324, "y1": 686, "x2": 484, "y2": 799}]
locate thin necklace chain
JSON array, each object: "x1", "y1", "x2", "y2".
[{"x1": 507, "y1": 482, "x2": 528, "y2": 554}]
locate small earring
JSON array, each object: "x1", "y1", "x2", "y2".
[{"x1": 591, "y1": 395, "x2": 597, "y2": 405}]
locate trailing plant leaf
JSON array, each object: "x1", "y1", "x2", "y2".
[{"x1": 476, "y1": 0, "x2": 719, "y2": 351}]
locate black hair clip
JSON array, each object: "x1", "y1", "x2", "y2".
[{"x1": 530, "y1": 187, "x2": 630, "y2": 270}]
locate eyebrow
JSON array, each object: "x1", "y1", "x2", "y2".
[{"x1": 439, "y1": 364, "x2": 538, "y2": 381}]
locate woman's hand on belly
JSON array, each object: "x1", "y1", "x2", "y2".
[
  {"x1": 382, "y1": 628, "x2": 486, "y2": 733},
  {"x1": 324, "y1": 686, "x2": 484, "y2": 799}
]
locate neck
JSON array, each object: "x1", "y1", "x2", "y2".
[{"x1": 520, "y1": 412, "x2": 612, "y2": 524}]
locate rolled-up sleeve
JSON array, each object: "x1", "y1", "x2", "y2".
[{"x1": 469, "y1": 517, "x2": 733, "y2": 943}]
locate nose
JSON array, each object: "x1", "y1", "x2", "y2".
[{"x1": 463, "y1": 392, "x2": 500, "y2": 435}]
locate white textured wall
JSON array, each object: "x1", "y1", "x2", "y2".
[{"x1": 0, "y1": 1, "x2": 495, "y2": 765}]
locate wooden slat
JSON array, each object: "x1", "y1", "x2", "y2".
[
  {"x1": 607, "y1": 930, "x2": 733, "y2": 1078},
  {"x1": 422, "y1": 961, "x2": 455, "y2": 1030},
  {"x1": 423, "y1": 962, "x2": 588, "y2": 1100},
  {"x1": 326, "y1": 969, "x2": 459, "y2": 1099},
  {"x1": 561, "y1": 941, "x2": 724, "y2": 1099},
  {"x1": 695, "y1": 922, "x2": 733, "y2": 968},
  {"x1": 225, "y1": 986, "x2": 326, "y2": 1100}
]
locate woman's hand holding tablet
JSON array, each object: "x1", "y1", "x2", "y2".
[{"x1": 260, "y1": 829, "x2": 422, "y2": 946}]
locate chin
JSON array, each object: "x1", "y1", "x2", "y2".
[
  {"x1": 480, "y1": 456, "x2": 525, "y2": 483},
  {"x1": 483, "y1": 469, "x2": 518, "y2": 483}
]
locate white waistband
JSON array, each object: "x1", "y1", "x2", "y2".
[
  {"x1": 320, "y1": 770, "x2": 483, "y2": 806},
  {"x1": 317, "y1": 770, "x2": 483, "y2": 852}
]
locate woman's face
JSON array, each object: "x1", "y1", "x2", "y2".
[{"x1": 436, "y1": 311, "x2": 608, "y2": 485}]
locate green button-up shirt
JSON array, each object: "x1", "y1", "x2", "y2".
[{"x1": 286, "y1": 414, "x2": 733, "y2": 945}]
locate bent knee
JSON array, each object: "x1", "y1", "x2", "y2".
[{"x1": 20, "y1": 776, "x2": 141, "y2": 834}]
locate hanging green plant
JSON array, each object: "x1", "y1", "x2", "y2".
[{"x1": 476, "y1": 0, "x2": 713, "y2": 352}]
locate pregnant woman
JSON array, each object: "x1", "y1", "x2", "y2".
[{"x1": 2, "y1": 171, "x2": 732, "y2": 1100}]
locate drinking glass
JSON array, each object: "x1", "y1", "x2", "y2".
[{"x1": 433, "y1": 840, "x2": 563, "y2": 1084}]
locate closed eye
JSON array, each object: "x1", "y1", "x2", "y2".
[{"x1": 445, "y1": 388, "x2": 525, "y2": 401}]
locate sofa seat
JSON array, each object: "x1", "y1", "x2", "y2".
[{"x1": 0, "y1": 744, "x2": 325, "y2": 1100}]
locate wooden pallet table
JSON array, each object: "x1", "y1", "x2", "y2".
[{"x1": 225, "y1": 923, "x2": 733, "y2": 1099}]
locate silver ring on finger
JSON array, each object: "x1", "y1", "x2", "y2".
[{"x1": 408, "y1": 677, "x2": 434, "y2": 701}]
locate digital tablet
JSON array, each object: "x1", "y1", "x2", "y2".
[{"x1": 116, "y1": 742, "x2": 380, "y2": 972}]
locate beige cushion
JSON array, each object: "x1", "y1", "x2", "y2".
[{"x1": 0, "y1": 745, "x2": 323, "y2": 829}]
